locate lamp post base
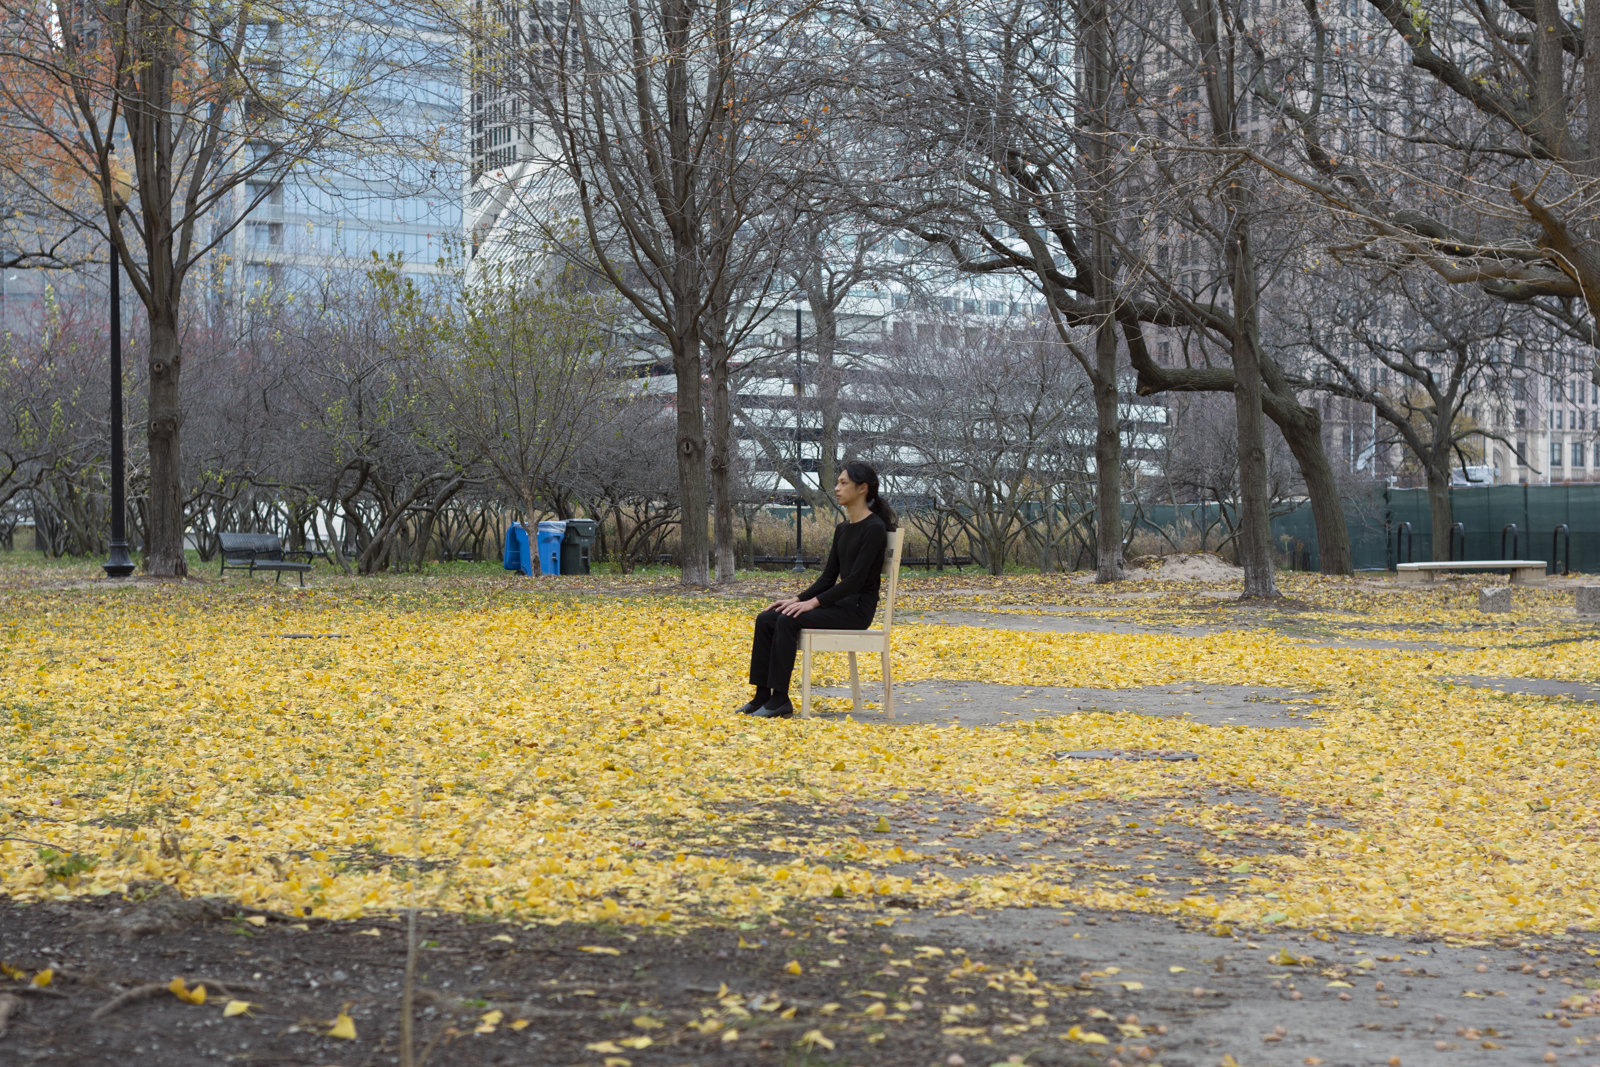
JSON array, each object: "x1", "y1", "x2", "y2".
[
  {"x1": 103, "y1": 541, "x2": 136, "y2": 579},
  {"x1": 790, "y1": 557, "x2": 806, "y2": 573}
]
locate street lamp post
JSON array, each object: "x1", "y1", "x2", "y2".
[
  {"x1": 103, "y1": 162, "x2": 135, "y2": 579},
  {"x1": 791, "y1": 293, "x2": 806, "y2": 573}
]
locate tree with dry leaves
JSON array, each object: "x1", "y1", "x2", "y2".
[{"x1": 0, "y1": 0, "x2": 442, "y2": 574}]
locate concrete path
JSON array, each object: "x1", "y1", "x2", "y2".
[{"x1": 893, "y1": 906, "x2": 1600, "y2": 1067}]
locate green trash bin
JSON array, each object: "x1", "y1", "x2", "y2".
[{"x1": 560, "y1": 519, "x2": 598, "y2": 575}]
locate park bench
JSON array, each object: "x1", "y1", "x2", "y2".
[
  {"x1": 1396, "y1": 559, "x2": 1548, "y2": 586},
  {"x1": 217, "y1": 532, "x2": 316, "y2": 586},
  {"x1": 798, "y1": 528, "x2": 905, "y2": 720}
]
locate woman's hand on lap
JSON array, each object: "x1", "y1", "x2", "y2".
[{"x1": 776, "y1": 597, "x2": 820, "y2": 618}]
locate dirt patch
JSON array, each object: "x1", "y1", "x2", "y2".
[
  {"x1": 0, "y1": 893, "x2": 1147, "y2": 1067},
  {"x1": 1126, "y1": 553, "x2": 1243, "y2": 583}
]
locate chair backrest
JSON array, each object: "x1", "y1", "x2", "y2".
[{"x1": 882, "y1": 528, "x2": 905, "y2": 631}]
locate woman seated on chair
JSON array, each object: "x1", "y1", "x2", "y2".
[{"x1": 739, "y1": 461, "x2": 897, "y2": 719}]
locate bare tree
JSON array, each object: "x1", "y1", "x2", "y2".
[
  {"x1": 1227, "y1": 0, "x2": 1600, "y2": 364},
  {"x1": 0, "y1": 0, "x2": 437, "y2": 574},
  {"x1": 463, "y1": 0, "x2": 816, "y2": 586},
  {"x1": 410, "y1": 259, "x2": 628, "y2": 523},
  {"x1": 867, "y1": 322, "x2": 1090, "y2": 575},
  {"x1": 1287, "y1": 270, "x2": 1524, "y2": 557}
]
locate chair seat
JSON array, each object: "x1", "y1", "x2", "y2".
[{"x1": 802, "y1": 629, "x2": 886, "y2": 652}]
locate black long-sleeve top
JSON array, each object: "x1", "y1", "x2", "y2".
[{"x1": 798, "y1": 514, "x2": 889, "y2": 608}]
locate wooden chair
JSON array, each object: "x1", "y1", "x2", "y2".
[{"x1": 798, "y1": 528, "x2": 905, "y2": 720}]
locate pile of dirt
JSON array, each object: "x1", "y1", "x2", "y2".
[{"x1": 1125, "y1": 551, "x2": 1243, "y2": 582}]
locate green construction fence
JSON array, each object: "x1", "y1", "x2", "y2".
[{"x1": 1129, "y1": 486, "x2": 1600, "y2": 574}]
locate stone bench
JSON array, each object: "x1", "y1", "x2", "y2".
[{"x1": 1396, "y1": 560, "x2": 1548, "y2": 586}]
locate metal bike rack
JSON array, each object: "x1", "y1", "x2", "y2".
[
  {"x1": 1552, "y1": 524, "x2": 1570, "y2": 576},
  {"x1": 1501, "y1": 523, "x2": 1519, "y2": 561},
  {"x1": 1394, "y1": 521, "x2": 1413, "y2": 566}
]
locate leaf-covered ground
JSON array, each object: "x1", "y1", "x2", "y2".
[{"x1": 2, "y1": 566, "x2": 1598, "y2": 944}]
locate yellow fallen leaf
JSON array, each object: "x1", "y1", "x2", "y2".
[
  {"x1": 489, "y1": 934, "x2": 514, "y2": 943},
  {"x1": 1325, "y1": 980, "x2": 1352, "y2": 988},
  {"x1": 871, "y1": 816, "x2": 890, "y2": 832},
  {"x1": 1270, "y1": 947, "x2": 1304, "y2": 966},
  {"x1": 619, "y1": 1035, "x2": 652, "y2": 1049},
  {"x1": 223, "y1": 1000, "x2": 252, "y2": 1017},
  {"x1": 1119, "y1": 981, "x2": 1143, "y2": 991},
  {"x1": 30, "y1": 969, "x2": 52, "y2": 988},
  {"x1": 1087, "y1": 1008, "x2": 1115, "y2": 1020},
  {"x1": 243, "y1": 916, "x2": 267, "y2": 927},
  {"x1": 799, "y1": 1029, "x2": 835, "y2": 1050},
  {"x1": 1, "y1": 963, "x2": 23, "y2": 981},
  {"x1": 721, "y1": 1029, "x2": 739, "y2": 1042},
  {"x1": 1065, "y1": 1025, "x2": 1109, "y2": 1044},
  {"x1": 1169, "y1": 965, "x2": 1188, "y2": 973},
  {"x1": 510, "y1": 1018, "x2": 530, "y2": 1031},
  {"x1": 779, "y1": 1005, "x2": 797, "y2": 1018},
  {"x1": 475, "y1": 1008, "x2": 503, "y2": 1034},
  {"x1": 168, "y1": 977, "x2": 206, "y2": 1005},
  {"x1": 632, "y1": 1015, "x2": 664, "y2": 1029},
  {"x1": 785, "y1": 960, "x2": 802, "y2": 975},
  {"x1": 586, "y1": 1040, "x2": 623, "y2": 1053},
  {"x1": 602, "y1": 1059, "x2": 631, "y2": 1067},
  {"x1": 579, "y1": 945, "x2": 621, "y2": 955},
  {"x1": 355, "y1": 928, "x2": 382, "y2": 937},
  {"x1": 1221, "y1": 1057, "x2": 1243, "y2": 1067},
  {"x1": 327, "y1": 1012, "x2": 357, "y2": 1039}
]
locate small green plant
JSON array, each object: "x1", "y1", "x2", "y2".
[{"x1": 38, "y1": 848, "x2": 95, "y2": 881}]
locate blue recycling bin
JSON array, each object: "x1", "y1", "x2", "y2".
[
  {"x1": 536, "y1": 521, "x2": 567, "y2": 576},
  {"x1": 502, "y1": 523, "x2": 533, "y2": 577}
]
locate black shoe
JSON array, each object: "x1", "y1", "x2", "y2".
[
  {"x1": 733, "y1": 698, "x2": 764, "y2": 715},
  {"x1": 753, "y1": 700, "x2": 794, "y2": 718}
]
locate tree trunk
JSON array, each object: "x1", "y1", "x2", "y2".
[
  {"x1": 1086, "y1": 0, "x2": 1123, "y2": 584},
  {"x1": 1273, "y1": 406, "x2": 1353, "y2": 575},
  {"x1": 144, "y1": 317, "x2": 187, "y2": 577},
  {"x1": 672, "y1": 336, "x2": 711, "y2": 587},
  {"x1": 1426, "y1": 456, "x2": 1453, "y2": 562},
  {"x1": 1092, "y1": 318, "x2": 1124, "y2": 582},
  {"x1": 707, "y1": 333, "x2": 737, "y2": 586},
  {"x1": 1224, "y1": 214, "x2": 1279, "y2": 598},
  {"x1": 810, "y1": 290, "x2": 842, "y2": 517}
]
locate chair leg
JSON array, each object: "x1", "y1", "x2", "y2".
[
  {"x1": 848, "y1": 652, "x2": 861, "y2": 714},
  {"x1": 881, "y1": 648, "x2": 894, "y2": 721},
  {"x1": 799, "y1": 636, "x2": 811, "y2": 718}
]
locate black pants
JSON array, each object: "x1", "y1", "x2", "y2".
[{"x1": 748, "y1": 595, "x2": 876, "y2": 693}]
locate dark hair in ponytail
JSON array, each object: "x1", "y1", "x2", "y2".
[{"x1": 842, "y1": 460, "x2": 897, "y2": 530}]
